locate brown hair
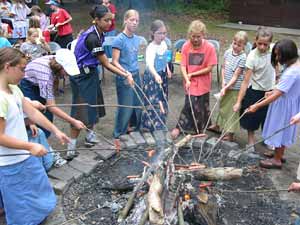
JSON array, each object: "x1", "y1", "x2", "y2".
[
  {"x1": 49, "y1": 57, "x2": 63, "y2": 77},
  {"x1": 0, "y1": 48, "x2": 26, "y2": 71},
  {"x1": 29, "y1": 16, "x2": 41, "y2": 29},
  {"x1": 31, "y1": 5, "x2": 43, "y2": 14},
  {"x1": 150, "y1": 20, "x2": 165, "y2": 41}
]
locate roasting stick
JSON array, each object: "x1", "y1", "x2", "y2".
[{"x1": 218, "y1": 188, "x2": 290, "y2": 193}]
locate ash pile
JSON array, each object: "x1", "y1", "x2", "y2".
[{"x1": 63, "y1": 133, "x2": 295, "y2": 225}]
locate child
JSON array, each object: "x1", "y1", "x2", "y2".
[
  {"x1": 233, "y1": 27, "x2": 275, "y2": 149},
  {"x1": 20, "y1": 28, "x2": 50, "y2": 60},
  {"x1": 247, "y1": 39, "x2": 300, "y2": 169},
  {"x1": 11, "y1": 0, "x2": 31, "y2": 21},
  {"x1": 0, "y1": 47, "x2": 69, "y2": 225},
  {"x1": 112, "y1": 9, "x2": 142, "y2": 140},
  {"x1": 101, "y1": 0, "x2": 117, "y2": 58},
  {"x1": 208, "y1": 31, "x2": 248, "y2": 141},
  {"x1": 171, "y1": 20, "x2": 217, "y2": 139},
  {"x1": 31, "y1": 5, "x2": 48, "y2": 31},
  {"x1": 141, "y1": 20, "x2": 172, "y2": 131},
  {"x1": 46, "y1": 0, "x2": 73, "y2": 48},
  {"x1": 70, "y1": 6, "x2": 133, "y2": 157}
]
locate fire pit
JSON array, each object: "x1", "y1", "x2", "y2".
[{"x1": 62, "y1": 134, "x2": 294, "y2": 225}]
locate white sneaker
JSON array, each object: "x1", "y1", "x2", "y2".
[
  {"x1": 52, "y1": 152, "x2": 67, "y2": 168},
  {"x1": 66, "y1": 142, "x2": 77, "y2": 160},
  {"x1": 85, "y1": 131, "x2": 100, "y2": 147}
]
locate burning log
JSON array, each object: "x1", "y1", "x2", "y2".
[
  {"x1": 148, "y1": 174, "x2": 164, "y2": 224},
  {"x1": 188, "y1": 167, "x2": 243, "y2": 181}
]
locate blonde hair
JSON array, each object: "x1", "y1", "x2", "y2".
[
  {"x1": 26, "y1": 28, "x2": 38, "y2": 40},
  {"x1": 234, "y1": 31, "x2": 248, "y2": 44},
  {"x1": 29, "y1": 16, "x2": 41, "y2": 29},
  {"x1": 187, "y1": 20, "x2": 206, "y2": 38},
  {"x1": 123, "y1": 9, "x2": 139, "y2": 26}
]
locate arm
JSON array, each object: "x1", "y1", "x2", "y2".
[
  {"x1": 45, "y1": 99, "x2": 85, "y2": 130},
  {"x1": 23, "y1": 98, "x2": 70, "y2": 144},
  {"x1": 221, "y1": 67, "x2": 243, "y2": 96},
  {"x1": 290, "y1": 112, "x2": 300, "y2": 125},
  {"x1": 233, "y1": 68, "x2": 252, "y2": 112},
  {"x1": 0, "y1": 118, "x2": 46, "y2": 156},
  {"x1": 188, "y1": 65, "x2": 214, "y2": 78},
  {"x1": 247, "y1": 89, "x2": 283, "y2": 113},
  {"x1": 181, "y1": 65, "x2": 190, "y2": 90}
]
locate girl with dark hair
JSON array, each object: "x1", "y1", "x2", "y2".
[
  {"x1": 248, "y1": 39, "x2": 300, "y2": 169},
  {"x1": 141, "y1": 19, "x2": 172, "y2": 131},
  {"x1": 0, "y1": 47, "x2": 69, "y2": 225},
  {"x1": 69, "y1": 5, "x2": 132, "y2": 158}
]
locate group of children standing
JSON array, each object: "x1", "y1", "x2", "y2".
[{"x1": 1, "y1": 2, "x2": 300, "y2": 225}]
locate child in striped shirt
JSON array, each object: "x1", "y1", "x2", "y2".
[{"x1": 209, "y1": 31, "x2": 248, "y2": 141}]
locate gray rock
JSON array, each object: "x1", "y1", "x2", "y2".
[
  {"x1": 142, "y1": 132, "x2": 156, "y2": 146},
  {"x1": 152, "y1": 130, "x2": 166, "y2": 146},
  {"x1": 49, "y1": 178, "x2": 70, "y2": 195},
  {"x1": 206, "y1": 137, "x2": 221, "y2": 148},
  {"x1": 68, "y1": 158, "x2": 98, "y2": 176},
  {"x1": 119, "y1": 134, "x2": 138, "y2": 149},
  {"x1": 42, "y1": 196, "x2": 67, "y2": 225},
  {"x1": 48, "y1": 164, "x2": 83, "y2": 183},
  {"x1": 129, "y1": 131, "x2": 147, "y2": 146},
  {"x1": 191, "y1": 136, "x2": 208, "y2": 148},
  {"x1": 221, "y1": 141, "x2": 239, "y2": 151},
  {"x1": 93, "y1": 141, "x2": 116, "y2": 160}
]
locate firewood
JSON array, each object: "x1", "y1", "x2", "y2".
[
  {"x1": 190, "y1": 167, "x2": 243, "y2": 181},
  {"x1": 177, "y1": 201, "x2": 185, "y2": 225},
  {"x1": 149, "y1": 174, "x2": 164, "y2": 225}
]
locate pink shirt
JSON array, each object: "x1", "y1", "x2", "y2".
[{"x1": 181, "y1": 39, "x2": 217, "y2": 96}]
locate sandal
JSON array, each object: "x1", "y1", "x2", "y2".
[
  {"x1": 207, "y1": 124, "x2": 221, "y2": 134},
  {"x1": 259, "y1": 158, "x2": 282, "y2": 169},
  {"x1": 263, "y1": 151, "x2": 286, "y2": 163},
  {"x1": 170, "y1": 128, "x2": 180, "y2": 140},
  {"x1": 221, "y1": 134, "x2": 234, "y2": 142}
]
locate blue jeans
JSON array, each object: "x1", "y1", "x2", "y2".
[
  {"x1": 113, "y1": 71, "x2": 142, "y2": 138},
  {"x1": 27, "y1": 128, "x2": 53, "y2": 171}
]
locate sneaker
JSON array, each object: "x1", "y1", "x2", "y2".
[
  {"x1": 65, "y1": 142, "x2": 77, "y2": 160},
  {"x1": 52, "y1": 152, "x2": 67, "y2": 168},
  {"x1": 85, "y1": 131, "x2": 100, "y2": 147}
]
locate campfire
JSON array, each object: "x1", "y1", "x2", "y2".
[{"x1": 63, "y1": 134, "x2": 293, "y2": 225}]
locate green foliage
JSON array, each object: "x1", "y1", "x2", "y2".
[{"x1": 157, "y1": 0, "x2": 229, "y2": 14}]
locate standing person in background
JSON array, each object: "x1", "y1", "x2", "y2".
[
  {"x1": 170, "y1": 20, "x2": 217, "y2": 139},
  {"x1": 11, "y1": 0, "x2": 31, "y2": 21},
  {"x1": 69, "y1": 6, "x2": 132, "y2": 158},
  {"x1": 47, "y1": 0, "x2": 73, "y2": 48},
  {"x1": 102, "y1": 0, "x2": 117, "y2": 58},
  {"x1": 141, "y1": 19, "x2": 172, "y2": 132},
  {"x1": 31, "y1": 5, "x2": 49, "y2": 31},
  {"x1": 233, "y1": 27, "x2": 275, "y2": 151},
  {"x1": 208, "y1": 31, "x2": 248, "y2": 141},
  {"x1": 112, "y1": 9, "x2": 141, "y2": 143},
  {"x1": 247, "y1": 39, "x2": 300, "y2": 169}
]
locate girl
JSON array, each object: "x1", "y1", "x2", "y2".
[
  {"x1": 31, "y1": 5, "x2": 48, "y2": 31},
  {"x1": 19, "y1": 49, "x2": 85, "y2": 163},
  {"x1": 233, "y1": 27, "x2": 275, "y2": 149},
  {"x1": 171, "y1": 20, "x2": 217, "y2": 139},
  {"x1": 141, "y1": 20, "x2": 172, "y2": 131},
  {"x1": 0, "y1": 47, "x2": 69, "y2": 225},
  {"x1": 11, "y1": 0, "x2": 30, "y2": 21},
  {"x1": 112, "y1": 9, "x2": 141, "y2": 140},
  {"x1": 20, "y1": 28, "x2": 50, "y2": 60},
  {"x1": 101, "y1": 0, "x2": 117, "y2": 58},
  {"x1": 47, "y1": 0, "x2": 73, "y2": 48},
  {"x1": 248, "y1": 39, "x2": 300, "y2": 169},
  {"x1": 208, "y1": 31, "x2": 248, "y2": 141},
  {"x1": 69, "y1": 6, "x2": 133, "y2": 157}
]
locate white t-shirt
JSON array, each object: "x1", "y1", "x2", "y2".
[
  {"x1": 145, "y1": 40, "x2": 168, "y2": 68},
  {"x1": 246, "y1": 48, "x2": 275, "y2": 91},
  {"x1": 0, "y1": 85, "x2": 29, "y2": 166}
]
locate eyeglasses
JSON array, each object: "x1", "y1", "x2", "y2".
[
  {"x1": 155, "y1": 32, "x2": 167, "y2": 36},
  {"x1": 15, "y1": 66, "x2": 26, "y2": 73}
]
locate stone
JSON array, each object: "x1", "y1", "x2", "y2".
[
  {"x1": 48, "y1": 164, "x2": 83, "y2": 183},
  {"x1": 206, "y1": 137, "x2": 221, "y2": 148},
  {"x1": 93, "y1": 141, "x2": 116, "y2": 160},
  {"x1": 221, "y1": 141, "x2": 239, "y2": 151},
  {"x1": 191, "y1": 136, "x2": 208, "y2": 148},
  {"x1": 152, "y1": 130, "x2": 166, "y2": 146},
  {"x1": 129, "y1": 131, "x2": 147, "y2": 146},
  {"x1": 142, "y1": 132, "x2": 156, "y2": 146},
  {"x1": 49, "y1": 178, "x2": 70, "y2": 195},
  {"x1": 68, "y1": 158, "x2": 98, "y2": 176},
  {"x1": 119, "y1": 134, "x2": 138, "y2": 149}
]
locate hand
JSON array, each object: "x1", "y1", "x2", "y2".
[
  {"x1": 264, "y1": 91, "x2": 273, "y2": 98},
  {"x1": 233, "y1": 102, "x2": 241, "y2": 112},
  {"x1": 185, "y1": 80, "x2": 191, "y2": 90},
  {"x1": 247, "y1": 104, "x2": 259, "y2": 113},
  {"x1": 288, "y1": 182, "x2": 300, "y2": 192},
  {"x1": 290, "y1": 112, "x2": 300, "y2": 125},
  {"x1": 29, "y1": 124, "x2": 38, "y2": 137},
  {"x1": 126, "y1": 72, "x2": 134, "y2": 87},
  {"x1": 187, "y1": 73, "x2": 192, "y2": 80},
  {"x1": 159, "y1": 101, "x2": 165, "y2": 114},
  {"x1": 30, "y1": 100, "x2": 46, "y2": 111},
  {"x1": 167, "y1": 69, "x2": 172, "y2": 79},
  {"x1": 154, "y1": 75, "x2": 162, "y2": 84},
  {"x1": 54, "y1": 130, "x2": 70, "y2": 145},
  {"x1": 72, "y1": 119, "x2": 86, "y2": 130},
  {"x1": 28, "y1": 143, "x2": 47, "y2": 156},
  {"x1": 47, "y1": 24, "x2": 54, "y2": 30},
  {"x1": 55, "y1": 23, "x2": 62, "y2": 28},
  {"x1": 220, "y1": 87, "x2": 226, "y2": 96}
]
